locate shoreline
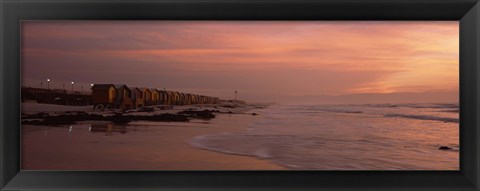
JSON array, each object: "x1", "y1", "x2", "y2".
[
  {"x1": 21, "y1": 103, "x2": 286, "y2": 170},
  {"x1": 21, "y1": 102, "x2": 262, "y2": 125}
]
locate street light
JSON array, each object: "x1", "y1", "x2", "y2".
[
  {"x1": 46, "y1": 79, "x2": 50, "y2": 90},
  {"x1": 71, "y1": 81, "x2": 74, "y2": 94}
]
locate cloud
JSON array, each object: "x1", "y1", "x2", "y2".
[{"x1": 21, "y1": 21, "x2": 458, "y2": 102}]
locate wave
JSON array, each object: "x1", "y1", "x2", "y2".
[
  {"x1": 367, "y1": 104, "x2": 399, "y2": 108},
  {"x1": 384, "y1": 113, "x2": 459, "y2": 123},
  {"x1": 320, "y1": 109, "x2": 363, "y2": 114},
  {"x1": 437, "y1": 109, "x2": 459, "y2": 113},
  {"x1": 300, "y1": 106, "x2": 364, "y2": 114},
  {"x1": 369, "y1": 103, "x2": 458, "y2": 109},
  {"x1": 189, "y1": 134, "x2": 276, "y2": 159}
]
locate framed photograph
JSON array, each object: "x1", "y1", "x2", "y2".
[{"x1": 1, "y1": 0, "x2": 479, "y2": 190}]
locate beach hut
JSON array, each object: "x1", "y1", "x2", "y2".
[
  {"x1": 191, "y1": 94, "x2": 197, "y2": 105},
  {"x1": 150, "y1": 88, "x2": 160, "y2": 105},
  {"x1": 171, "y1": 91, "x2": 180, "y2": 105},
  {"x1": 140, "y1": 88, "x2": 152, "y2": 106},
  {"x1": 155, "y1": 89, "x2": 164, "y2": 105},
  {"x1": 179, "y1": 92, "x2": 188, "y2": 105},
  {"x1": 114, "y1": 84, "x2": 132, "y2": 109},
  {"x1": 193, "y1": 94, "x2": 200, "y2": 104},
  {"x1": 91, "y1": 84, "x2": 116, "y2": 109},
  {"x1": 185, "y1": 93, "x2": 193, "y2": 105},
  {"x1": 166, "y1": 91, "x2": 175, "y2": 105},
  {"x1": 185, "y1": 93, "x2": 191, "y2": 105},
  {"x1": 178, "y1": 92, "x2": 184, "y2": 105},
  {"x1": 130, "y1": 87, "x2": 144, "y2": 108},
  {"x1": 158, "y1": 90, "x2": 169, "y2": 105}
]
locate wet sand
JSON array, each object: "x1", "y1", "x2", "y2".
[{"x1": 22, "y1": 113, "x2": 286, "y2": 170}]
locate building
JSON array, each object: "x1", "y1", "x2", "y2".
[
  {"x1": 158, "y1": 90, "x2": 169, "y2": 105},
  {"x1": 150, "y1": 88, "x2": 160, "y2": 105},
  {"x1": 130, "y1": 87, "x2": 144, "y2": 108},
  {"x1": 179, "y1": 92, "x2": 187, "y2": 105},
  {"x1": 89, "y1": 83, "x2": 222, "y2": 109},
  {"x1": 114, "y1": 84, "x2": 132, "y2": 109},
  {"x1": 185, "y1": 93, "x2": 193, "y2": 105},
  {"x1": 140, "y1": 88, "x2": 152, "y2": 106},
  {"x1": 92, "y1": 84, "x2": 116, "y2": 109}
]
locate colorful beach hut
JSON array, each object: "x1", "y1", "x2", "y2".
[
  {"x1": 150, "y1": 88, "x2": 160, "y2": 105},
  {"x1": 91, "y1": 84, "x2": 116, "y2": 109},
  {"x1": 140, "y1": 88, "x2": 152, "y2": 106},
  {"x1": 130, "y1": 87, "x2": 144, "y2": 108},
  {"x1": 114, "y1": 84, "x2": 132, "y2": 109}
]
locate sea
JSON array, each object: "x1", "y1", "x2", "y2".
[{"x1": 190, "y1": 103, "x2": 459, "y2": 170}]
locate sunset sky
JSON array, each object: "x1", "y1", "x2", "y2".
[{"x1": 22, "y1": 21, "x2": 459, "y2": 103}]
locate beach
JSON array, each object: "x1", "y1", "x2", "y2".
[
  {"x1": 21, "y1": 103, "x2": 286, "y2": 170},
  {"x1": 21, "y1": 102, "x2": 459, "y2": 170}
]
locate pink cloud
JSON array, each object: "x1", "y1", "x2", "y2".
[{"x1": 22, "y1": 21, "x2": 458, "y2": 101}]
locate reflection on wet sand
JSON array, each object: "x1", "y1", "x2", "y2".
[
  {"x1": 89, "y1": 124, "x2": 128, "y2": 135},
  {"x1": 22, "y1": 114, "x2": 285, "y2": 170}
]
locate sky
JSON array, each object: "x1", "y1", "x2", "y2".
[{"x1": 22, "y1": 21, "x2": 459, "y2": 104}]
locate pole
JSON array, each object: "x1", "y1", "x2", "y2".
[
  {"x1": 71, "y1": 82, "x2": 74, "y2": 94},
  {"x1": 234, "y1": 90, "x2": 237, "y2": 106},
  {"x1": 47, "y1": 79, "x2": 51, "y2": 103}
]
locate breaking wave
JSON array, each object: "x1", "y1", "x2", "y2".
[{"x1": 384, "y1": 113, "x2": 459, "y2": 123}]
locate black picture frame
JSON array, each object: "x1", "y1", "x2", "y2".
[{"x1": 1, "y1": 0, "x2": 479, "y2": 190}]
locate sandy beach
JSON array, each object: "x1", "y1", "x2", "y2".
[{"x1": 21, "y1": 103, "x2": 286, "y2": 170}]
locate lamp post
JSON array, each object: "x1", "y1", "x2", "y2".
[
  {"x1": 46, "y1": 79, "x2": 51, "y2": 103},
  {"x1": 71, "y1": 81, "x2": 74, "y2": 94},
  {"x1": 234, "y1": 90, "x2": 237, "y2": 106}
]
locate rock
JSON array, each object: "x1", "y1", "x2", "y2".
[
  {"x1": 109, "y1": 114, "x2": 131, "y2": 124},
  {"x1": 252, "y1": 113, "x2": 258, "y2": 116},
  {"x1": 439, "y1": 146, "x2": 452, "y2": 150},
  {"x1": 178, "y1": 110, "x2": 215, "y2": 120}
]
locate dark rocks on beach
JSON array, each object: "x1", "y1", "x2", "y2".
[
  {"x1": 22, "y1": 112, "x2": 50, "y2": 119},
  {"x1": 178, "y1": 109, "x2": 216, "y2": 120},
  {"x1": 110, "y1": 114, "x2": 132, "y2": 124},
  {"x1": 130, "y1": 113, "x2": 190, "y2": 122},
  {"x1": 25, "y1": 118, "x2": 77, "y2": 126},
  {"x1": 22, "y1": 109, "x2": 216, "y2": 126},
  {"x1": 139, "y1": 107, "x2": 155, "y2": 112},
  {"x1": 438, "y1": 146, "x2": 452, "y2": 150},
  {"x1": 251, "y1": 113, "x2": 259, "y2": 116}
]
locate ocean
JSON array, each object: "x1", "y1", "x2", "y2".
[{"x1": 190, "y1": 103, "x2": 459, "y2": 170}]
